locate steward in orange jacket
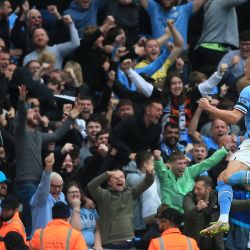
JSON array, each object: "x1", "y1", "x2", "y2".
[
  {"x1": 0, "y1": 194, "x2": 27, "y2": 249},
  {"x1": 29, "y1": 202, "x2": 87, "y2": 250},
  {"x1": 148, "y1": 208, "x2": 199, "y2": 250}
]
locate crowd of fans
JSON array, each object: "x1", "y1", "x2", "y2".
[{"x1": 0, "y1": 0, "x2": 250, "y2": 249}]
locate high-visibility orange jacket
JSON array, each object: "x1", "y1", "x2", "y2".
[
  {"x1": 148, "y1": 228, "x2": 199, "y2": 250},
  {"x1": 29, "y1": 219, "x2": 88, "y2": 250},
  {"x1": 0, "y1": 211, "x2": 27, "y2": 249}
]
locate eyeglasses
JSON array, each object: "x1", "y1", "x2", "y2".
[
  {"x1": 31, "y1": 16, "x2": 42, "y2": 20},
  {"x1": 67, "y1": 190, "x2": 80, "y2": 195},
  {"x1": 50, "y1": 184, "x2": 63, "y2": 189}
]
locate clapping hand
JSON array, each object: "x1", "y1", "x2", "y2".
[{"x1": 196, "y1": 200, "x2": 208, "y2": 211}]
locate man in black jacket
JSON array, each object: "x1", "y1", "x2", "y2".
[{"x1": 109, "y1": 99, "x2": 162, "y2": 163}]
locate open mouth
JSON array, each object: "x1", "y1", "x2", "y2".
[
  {"x1": 196, "y1": 157, "x2": 202, "y2": 162},
  {"x1": 178, "y1": 170, "x2": 184, "y2": 175},
  {"x1": 34, "y1": 23, "x2": 41, "y2": 28},
  {"x1": 150, "y1": 52, "x2": 158, "y2": 58},
  {"x1": 117, "y1": 183, "x2": 124, "y2": 188},
  {"x1": 82, "y1": 110, "x2": 90, "y2": 114}
]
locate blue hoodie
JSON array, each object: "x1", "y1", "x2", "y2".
[{"x1": 64, "y1": 0, "x2": 107, "y2": 37}]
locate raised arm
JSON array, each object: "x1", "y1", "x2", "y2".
[
  {"x1": 156, "y1": 20, "x2": 175, "y2": 48},
  {"x1": 41, "y1": 106, "x2": 80, "y2": 143},
  {"x1": 153, "y1": 150, "x2": 170, "y2": 182},
  {"x1": 188, "y1": 147, "x2": 228, "y2": 178},
  {"x1": 198, "y1": 64, "x2": 228, "y2": 96},
  {"x1": 187, "y1": 106, "x2": 203, "y2": 141},
  {"x1": 165, "y1": 20, "x2": 184, "y2": 64},
  {"x1": 56, "y1": 15, "x2": 80, "y2": 56},
  {"x1": 77, "y1": 15, "x2": 114, "y2": 53},
  {"x1": 10, "y1": 1, "x2": 29, "y2": 50},
  {"x1": 198, "y1": 98, "x2": 244, "y2": 124},
  {"x1": 127, "y1": 67, "x2": 154, "y2": 98},
  {"x1": 87, "y1": 172, "x2": 108, "y2": 202},
  {"x1": 135, "y1": 49, "x2": 168, "y2": 76},
  {"x1": 15, "y1": 85, "x2": 27, "y2": 135},
  {"x1": 30, "y1": 153, "x2": 54, "y2": 206}
]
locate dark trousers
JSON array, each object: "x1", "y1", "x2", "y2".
[
  {"x1": 15, "y1": 181, "x2": 38, "y2": 238},
  {"x1": 190, "y1": 46, "x2": 228, "y2": 72}
]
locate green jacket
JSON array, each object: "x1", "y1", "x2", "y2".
[
  {"x1": 87, "y1": 172, "x2": 154, "y2": 245},
  {"x1": 155, "y1": 147, "x2": 228, "y2": 213}
]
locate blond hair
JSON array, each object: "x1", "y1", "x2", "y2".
[
  {"x1": 38, "y1": 51, "x2": 56, "y2": 65},
  {"x1": 64, "y1": 60, "x2": 84, "y2": 85}
]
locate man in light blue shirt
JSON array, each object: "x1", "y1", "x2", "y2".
[
  {"x1": 23, "y1": 15, "x2": 80, "y2": 69},
  {"x1": 139, "y1": 0, "x2": 207, "y2": 47},
  {"x1": 30, "y1": 153, "x2": 66, "y2": 237}
]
